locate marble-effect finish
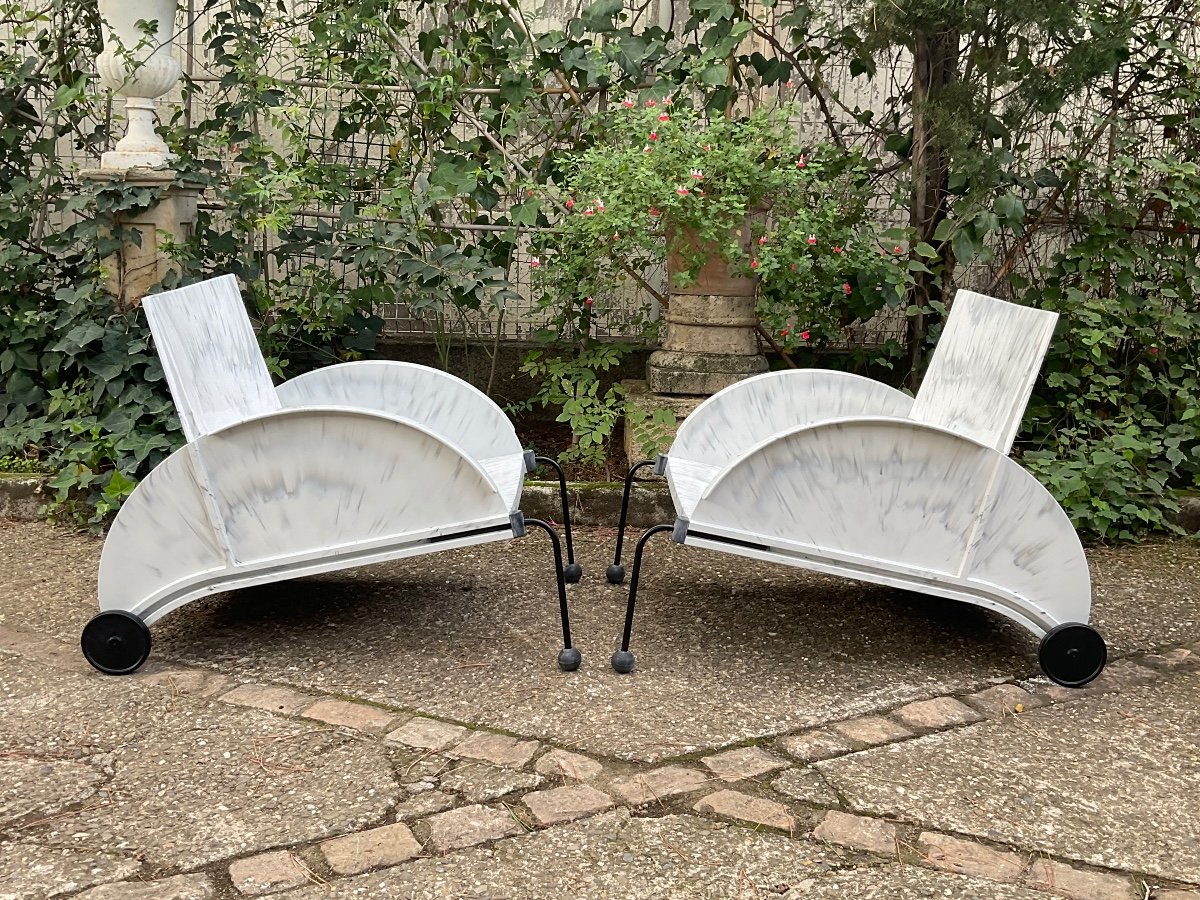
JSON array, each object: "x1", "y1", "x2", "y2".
[
  {"x1": 909, "y1": 290, "x2": 1057, "y2": 454},
  {"x1": 142, "y1": 274, "x2": 281, "y2": 442},
  {"x1": 664, "y1": 290, "x2": 1089, "y2": 639},
  {"x1": 100, "y1": 276, "x2": 529, "y2": 625}
]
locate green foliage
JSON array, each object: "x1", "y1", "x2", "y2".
[
  {"x1": 536, "y1": 102, "x2": 906, "y2": 353},
  {"x1": 1023, "y1": 145, "x2": 1200, "y2": 539},
  {"x1": 515, "y1": 343, "x2": 630, "y2": 469}
]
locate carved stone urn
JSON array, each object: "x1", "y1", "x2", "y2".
[{"x1": 96, "y1": 0, "x2": 181, "y2": 169}]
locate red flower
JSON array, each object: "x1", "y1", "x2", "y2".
[
  {"x1": 833, "y1": 245, "x2": 843, "y2": 253},
  {"x1": 645, "y1": 99, "x2": 657, "y2": 107},
  {"x1": 843, "y1": 282, "x2": 852, "y2": 295},
  {"x1": 585, "y1": 297, "x2": 594, "y2": 306},
  {"x1": 750, "y1": 259, "x2": 759, "y2": 269},
  {"x1": 1150, "y1": 347, "x2": 1159, "y2": 355},
  {"x1": 565, "y1": 198, "x2": 574, "y2": 209},
  {"x1": 649, "y1": 207, "x2": 661, "y2": 217},
  {"x1": 658, "y1": 113, "x2": 670, "y2": 122},
  {"x1": 780, "y1": 327, "x2": 791, "y2": 337},
  {"x1": 758, "y1": 236, "x2": 768, "y2": 245},
  {"x1": 807, "y1": 235, "x2": 817, "y2": 245},
  {"x1": 893, "y1": 246, "x2": 902, "y2": 255},
  {"x1": 649, "y1": 131, "x2": 658, "y2": 141},
  {"x1": 799, "y1": 330, "x2": 810, "y2": 341}
]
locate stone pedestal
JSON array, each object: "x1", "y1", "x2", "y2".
[
  {"x1": 81, "y1": 168, "x2": 200, "y2": 310},
  {"x1": 647, "y1": 243, "x2": 768, "y2": 396}
]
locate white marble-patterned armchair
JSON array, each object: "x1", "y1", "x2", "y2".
[
  {"x1": 608, "y1": 290, "x2": 1107, "y2": 687},
  {"x1": 81, "y1": 275, "x2": 582, "y2": 675}
]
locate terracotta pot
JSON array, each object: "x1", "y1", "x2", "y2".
[{"x1": 666, "y1": 227, "x2": 757, "y2": 297}]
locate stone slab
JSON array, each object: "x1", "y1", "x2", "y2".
[
  {"x1": 229, "y1": 850, "x2": 310, "y2": 895},
  {"x1": 534, "y1": 748, "x2": 603, "y2": 782},
  {"x1": 918, "y1": 831, "x2": 1025, "y2": 882},
  {"x1": 450, "y1": 731, "x2": 539, "y2": 769},
  {"x1": 813, "y1": 810, "x2": 897, "y2": 855},
  {"x1": 693, "y1": 789, "x2": 795, "y2": 831},
  {"x1": 385, "y1": 718, "x2": 467, "y2": 752},
  {"x1": 780, "y1": 729, "x2": 855, "y2": 762},
  {"x1": 300, "y1": 698, "x2": 397, "y2": 731},
  {"x1": 701, "y1": 745, "x2": 789, "y2": 782},
  {"x1": 818, "y1": 672, "x2": 1200, "y2": 883},
  {"x1": 522, "y1": 784, "x2": 613, "y2": 826},
  {"x1": 423, "y1": 804, "x2": 521, "y2": 854},
  {"x1": 321, "y1": 823, "x2": 422, "y2": 876},
  {"x1": 72, "y1": 874, "x2": 214, "y2": 900},
  {"x1": 219, "y1": 683, "x2": 317, "y2": 716},
  {"x1": 892, "y1": 696, "x2": 983, "y2": 730},
  {"x1": 438, "y1": 762, "x2": 541, "y2": 803},
  {"x1": 608, "y1": 765, "x2": 711, "y2": 806},
  {"x1": 1023, "y1": 858, "x2": 1137, "y2": 900},
  {"x1": 831, "y1": 716, "x2": 914, "y2": 746}
]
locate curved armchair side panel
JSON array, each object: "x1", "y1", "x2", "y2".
[
  {"x1": 967, "y1": 455, "x2": 1091, "y2": 624},
  {"x1": 98, "y1": 445, "x2": 228, "y2": 615},
  {"x1": 691, "y1": 418, "x2": 1090, "y2": 632},
  {"x1": 99, "y1": 409, "x2": 512, "y2": 622},
  {"x1": 193, "y1": 408, "x2": 509, "y2": 566},
  {"x1": 276, "y1": 361, "x2": 522, "y2": 462},
  {"x1": 670, "y1": 369, "x2": 914, "y2": 469}
]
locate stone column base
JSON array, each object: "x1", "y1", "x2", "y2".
[
  {"x1": 646, "y1": 349, "x2": 769, "y2": 396},
  {"x1": 622, "y1": 379, "x2": 705, "y2": 469},
  {"x1": 81, "y1": 167, "x2": 200, "y2": 310}
]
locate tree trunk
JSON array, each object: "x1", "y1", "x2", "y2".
[{"x1": 906, "y1": 28, "x2": 959, "y2": 390}]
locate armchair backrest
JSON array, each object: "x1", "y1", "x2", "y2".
[
  {"x1": 142, "y1": 274, "x2": 281, "y2": 442},
  {"x1": 909, "y1": 290, "x2": 1058, "y2": 455}
]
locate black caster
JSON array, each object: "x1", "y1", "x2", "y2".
[
  {"x1": 1039, "y1": 623, "x2": 1107, "y2": 688},
  {"x1": 564, "y1": 563, "x2": 583, "y2": 584},
  {"x1": 606, "y1": 564, "x2": 626, "y2": 585},
  {"x1": 558, "y1": 647, "x2": 582, "y2": 671},
  {"x1": 81, "y1": 611, "x2": 152, "y2": 675},
  {"x1": 611, "y1": 649, "x2": 635, "y2": 674}
]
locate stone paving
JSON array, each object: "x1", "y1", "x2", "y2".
[{"x1": 0, "y1": 519, "x2": 1199, "y2": 898}]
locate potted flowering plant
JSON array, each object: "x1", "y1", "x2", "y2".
[{"x1": 534, "y1": 99, "x2": 907, "y2": 351}]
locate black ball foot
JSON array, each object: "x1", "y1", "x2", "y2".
[
  {"x1": 611, "y1": 649, "x2": 635, "y2": 674},
  {"x1": 81, "y1": 611, "x2": 152, "y2": 675},
  {"x1": 1039, "y1": 622, "x2": 1107, "y2": 688},
  {"x1": 563, "y1": 563, "x2": 583, "y2": 584},
  {"x1": 558, "y1": 647, "x2": 582, "y2": 671},
  {"x1": 606, "y1": 564, "x2": 626, "y2": 585}
]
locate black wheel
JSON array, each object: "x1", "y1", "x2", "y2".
[
  {"x1": 563, "y1": 563, "x2": 583, "y2": 584},
  {"x1": 611, "y1": 649, "x2": 635, "y2": 674},
  {"x1": 81, "y1": 611, "x2": 152, "y2": 675},
  {"x1": 606, "y1": 564, "x2": 626, "y2": 585},
  {"x1": 1039, "y1": 623, "x2": 1106, "y2": 688},
  {"x1": 558, "y1": 647, "x2": 582, "y2": 671}
]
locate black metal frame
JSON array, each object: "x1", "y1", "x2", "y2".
[
  {"x1": 522, "y1": 517, "x2": 583, "y2": 671},
  {"x1": 534, "y1": 456, "x2": 582, "y2": 583},
  {"x1": 607, "y1": 459, "x2": 657, "y2": 584},
  {"x1": 611, "y1": 522, "x2": 674, "y2": 674}
]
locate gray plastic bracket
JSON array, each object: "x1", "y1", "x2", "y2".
[
  {"x1": 510, "y1": 511, "x2": 527, "y2": 537},
  {"x1": 672, "y1": 516, "x2": 689, "y2": 543}
]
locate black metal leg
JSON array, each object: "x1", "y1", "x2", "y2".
[
  {"x1": 523, "y1": 517, "x2": 582, "y2": 671},
  {"x1": 608, "y1": 460, "x2": 656, "y2": 584},
  {"x1": 534, "y1": 456, "x2": 582, "y2": 583},
  {"x1": 612, "y1": 523, "x2": 674, "y2": 674}
]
